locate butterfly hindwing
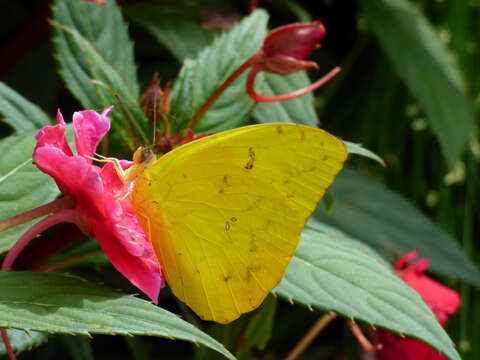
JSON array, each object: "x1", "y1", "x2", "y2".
[{"x1": 131, "y1": 123, "x2": 347, "y2": 323}]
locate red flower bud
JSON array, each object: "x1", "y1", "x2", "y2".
[
  {"x1": 246, "y1": 20, "x2": 340, "y2": 103},
  {"x1": 261, "y1": 20, "x2": 326, "y2": 75}
]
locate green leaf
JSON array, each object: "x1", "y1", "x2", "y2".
[
  {"x1": 251, "y1": 72, "x2": 318, "y2": 127},
  {"x1": 170, "y1": 9, "x2": 268, "y2": 133},
  {"x1": 52, "y1": 0, "x2": 138, "y2": 98},
  {"x1": 0, "y1": 131, "x2": 62, "y2": 253},
  {"x1": 125, "y1": 2, "x2": 214, "y2": 61},
  {"x1": 0, "y1": 272, "x2": 235, "y2": 360},
  {"x1": 52, "y1": 0, "x2": 147, "y2": 143},
  {"x1": 275, "y1": 227, "x2": 460, "y2": 360},
  {"x1": 0, "y1": 82, "x2": 51, "y2": 134},
  {"x1": 344, "y1": 140, "x2": 386, "y2": 167},
  {"x1": 0, "y1": 329, "x2": 46, "y2": 356},
  {"x1": 361, "y1": 0, "x2": 474, "y2": 164},
  {"x1": 313, "y1": 167, "x2": 480, "y2": 287}
]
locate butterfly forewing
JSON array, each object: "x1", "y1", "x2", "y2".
[{"x1": 131, "y1": 123, "x2": 347, "y2": 323}]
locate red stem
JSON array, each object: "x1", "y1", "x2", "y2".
[
  {"x1": 247, "y1": 66, "x2": 341, "y2": 102},
  {"x1": 1, "y1": 330, "x2": 15, "y2": 360},
  {"x1": 189, "y1": 51, "x2": 263, "y2": 129},
  {"x1": 1, "y1": 209, "x2": 78, "y2": 270},
  {"x1": 1, "y1": 209, "x2": 78, "y2": 359},
  {"x1": 347, "y1": 320, "x2": 383, "y2": 353},
  {"x1": 0, "y1": 196, "x2": 75, "y2": 233}
]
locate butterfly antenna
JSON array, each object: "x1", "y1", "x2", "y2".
[
  {"x1": 114, "y1": 94, "x2": 149, "y2": 147},
  {"x1": 152, "y1": 83, "x2": 157, "y2": 147}
]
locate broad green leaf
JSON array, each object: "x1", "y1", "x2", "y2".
[
  {"x1": 251, "y1": 72, "x2": 318, "y2": 127},
  {"x1": 0, "y1": 131, "x2": 61, "y2": 253},
  {"x1": 52, "y1": 0, "x2": 138, "y2": 99},
  {"x1": 313, "y1": 167, "x2": 480, "y2": 287},
  {"x1": 53, "y1": 24, "x2": 148, "y2": 145},
  {"x1": 0, "y1": 329, "x2": 46, "y2": 356},
  {"x1": 52, "y1": 0, "x2": 147, "y2": 143},
  {"x1": 0, "y1": 272, "x2": 235, "y2": 360},
  {"x1": 275, "y1": 227, "x2": 459, "y2": 360},
  {"x1": 344, "y1": 140, "x2": 386, "y2": 167},
  {"x1": 170, "y1": 9, "x2": 268, "y2": 133},
  {"x1": 305, "y1": 219, "x2": 387, "y2": 264},
  {"x1": 0, "y1": 82, "x2": 51, "y2": 134},
  {"x1": 125, "y1": 2, "x2": 214, "y2": 61},
  {"x1": 361, "y1": 0, "x2": 474, "y2": 164}
]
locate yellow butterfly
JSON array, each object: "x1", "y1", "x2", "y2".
[{"x1": 126, "y1": 123, "x2": 347, "y2": 323}]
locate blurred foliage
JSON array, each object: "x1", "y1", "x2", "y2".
[{"x1": 0, "y1": 0, "x2": 479, "y2": 359}]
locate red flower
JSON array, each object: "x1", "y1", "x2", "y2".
[
  {"x1": 246, "y1": 20, "x2": 340, "y2": 103},
  {"x1": 376, "y1": 251, "x2": 460, "y2": 360},
  {"x1": 4, "y1": 109, "x2": 164, "y2": 302},
  {"x1": 190, "y1": 19, "x2": 340, "y2": 126}
]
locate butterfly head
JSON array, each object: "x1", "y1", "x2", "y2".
[{"x1": 133, "y1": 146, "x2": 156, "y2": 168}]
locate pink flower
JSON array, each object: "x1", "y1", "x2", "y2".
[
  {"x1": 5, "y1": 108, "x2": 164, "y2": 302},
  {"x1": 376, "y1": 251, "x2": 460, "y2": 360}
]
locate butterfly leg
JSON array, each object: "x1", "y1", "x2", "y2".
[{"x1": 84, "y1": 153, "x2": 129, "y2": 184}]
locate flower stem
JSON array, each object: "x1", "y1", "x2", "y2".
[
  {"x1": 1, "y1": 330, "x2": 15, "y2": 360},
  {"x1": 347, "y1": 320, "x2": 382, "y2": 353},
  {"x1": 0, "y1": 196, "x2": 75, "y2": 233},
  {"x1": 1, "y1": 208, "x2": 78, "y2": 360},
  {"x1": 189, "y1": 52, "x2": 263, "y2": 129},
  {"x1": 284, "y1": 312, "x2": 337, "y2": 360},
  {"x1": 1, "y1": 209, "x2": 77, "y2": 270},
  {"x1": 247, "y1": 66, "x2": 341, "y2": 102}
]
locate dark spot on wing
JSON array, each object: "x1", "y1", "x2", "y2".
[
  {"x1": 300, "y1": 130, "x2": 305, "y2": 140},
  {"x1": 322, "y1": 155, "x2": 328, "y2": 160},
  {"x1": 194, "y1": 268, "x2": 200, "y2": 274},
  {"x1": 230, "y1": 217, "x2": 237, "y2": 222},
  {"x1": 223, "y1": 274, "x2": 231, "y2": 282},
  {"x1": 249, "y1": 238, "x2": 257, "y2": 252},
  {"x1": 276, "y1": 125, "x2": 283, "y2": 134},
  {"x1": 152, "y1": 200, "x2": 159, "y2": 204},
  {"x1": 223, "y1": 174, "x2": 231, "y2": 186},
  {"x1": 177, "y1": 252, "x2": 182, "y2": 256},
  {"x1": 218, "y1": 188, "x2": 224, "y2": 194},
  {"x1": 309, "y1": 166, "x2": 317, "y2": 172},
  {"x1": 182, "y1": 173, "x2": 187, "y2": 179},
  {"x1": 283, "y1": 179, "x2": 290, "y2": 184},
  {"x1": 244, "y1": 147, "x2": 255, "y2": 170}
]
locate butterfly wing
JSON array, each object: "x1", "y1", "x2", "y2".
[{"x1": 131, "y1": 123, "x2": 347, "y2": 323}]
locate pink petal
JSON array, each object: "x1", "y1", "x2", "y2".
[
  {"x1": 34, "y1": 110, "x2": 73, "y2": 156},
  {"x1": 73, "y1": 109, "x2": 111, "y2": 160},
  {"x1": 91, "y1": 202, "x2": 163, "y2": 302},
  {"x1": 33, "y1": 147, "x2": 105, "y2": 224}
]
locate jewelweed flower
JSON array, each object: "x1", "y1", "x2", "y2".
[
  {"x1": 190, "y1": 19, "x2": 339, "y2": 126},
  {"x1": 246, "y1": 20, "x2": 340, "y2": 103},
  {"x1": 376, "y1": 251, "x2": 460, "y2": 360},
  {"x1": 3, "y1": 108, "x2": 164, "y2": 302}
]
